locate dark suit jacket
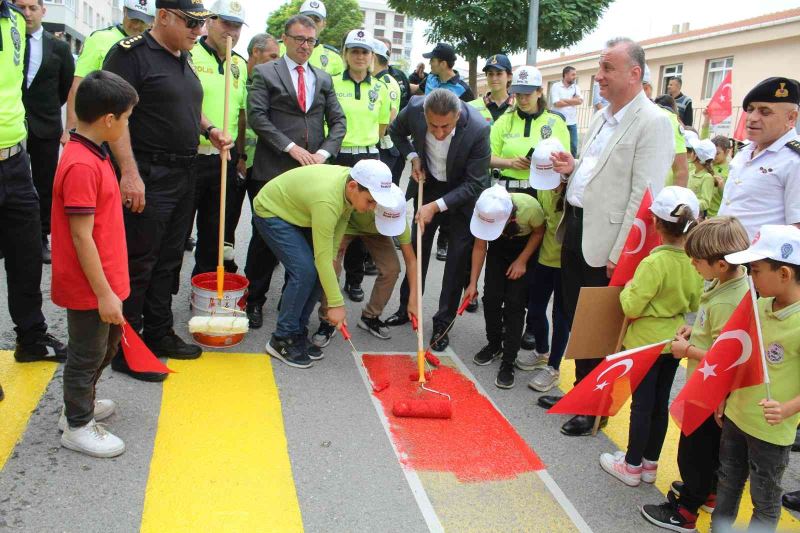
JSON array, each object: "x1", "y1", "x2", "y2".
[
  {"x1": 247, "y1": 56, "x2": 346, "y2": 182},
  {"x1": 389, "y1": 96, "x2": 490, "y2": 214},
  {"x1": 22, "y1": 30, "x2": 74, "y2": 140}
]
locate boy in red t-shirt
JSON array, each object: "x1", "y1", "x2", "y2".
[{"x1": 51, "y1": 70, "x2": 138, "y2": 458}]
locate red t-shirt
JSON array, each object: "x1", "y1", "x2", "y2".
[{"x1": 51, "y1": 133, "x2": 130, "y2": 310}]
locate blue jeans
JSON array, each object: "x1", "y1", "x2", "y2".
[
  {"x1": 567, "y1": 124, "x2": 578, "y2": 157},
  {"x1": 526, "y1": 262, "x2": 569, "y2": 369},
  {"x1": 253, "y1": 215, "x2": 322, "y2": 339}
]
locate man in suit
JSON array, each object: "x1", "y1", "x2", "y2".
[
  {"x1": 245, "y1": 14, "x2": 345, "y2": 328},
  {"x1": 16, "y1": 0, "x2": 74, "y2": 264},
  {"x1": 384, "y1": 89, "x2": 491, "y2": 350},
  {"x1": 537, "y1": 37, "x2": 674, "y2": 437}
]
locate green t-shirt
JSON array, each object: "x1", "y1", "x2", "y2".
[
  {"x1": 278, "y1": 41, "x2": 344, "y2": 76},
  {"x1": 346, "y1": 211, "x2": 411, "y2": 245},
  {"x1": 707, "y1": 160, "x2": 729, "y2": 217},
  {"x1": 75, "y1": 25, "x2": 126, "y2": 77},
  {"x1": 252, "y1": 165, "x2": 354, "y2": 307},
  {"x1": 688, "y1": 165, "x2": 715, "y2": 214},
  {"x1": 726, "y1": 298, "x2": 800, "y2": 446},
  {"x1": 662, "y1": 108, "x2": 687, "y2": 187},
  {"x1": 0, "y1": 7, "x2": 26, "y2": 148},
  {"x1": 490, "y1": 110, "x2": 570, "y2": 181},
  {"x1": 510, "y1": 193, "x2": 545, "y2": 237},
  {"x1": 686, "y1": 269, "x2": 749, "y2": 377},
  {"x1": 537, "y1": 189, "x2": 564, "y2": 268},
  {"x1": 191, "y1": 38, "x2": 248, "y2": 148},
  {"x1": 333, "y1": 71, "x2": 391, "y2": 148},
  {"x1": 620, "y1": 245, "x2": 703, "y2": 352}
]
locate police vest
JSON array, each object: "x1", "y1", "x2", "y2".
[
  {"x1": 0, "y1": 5, "x2": 26, "y2": 147},
  {"x1": 491, "y1": 109, "x2": 570, "y2": 181},
  {"x1": 75, "y1": 24, "x2": 127, "y2": 77},
  {"x1": 333, "y1": 71, "x2": 391, "y2": 147}
]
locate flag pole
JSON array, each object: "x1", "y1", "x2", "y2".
[
  {"x1": 748, "y1": 276, "x2": 771, "y2": 400},
  {"x1": 591, "y1": 317, "x2": 631, "y2": 436}
]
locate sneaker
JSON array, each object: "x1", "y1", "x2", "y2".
[
  {"x1": 515, "y1": 349, "x2": 549, "y2": 371},
  {"x1": 642, "y1": 458, "x2": 658, "y2": 483},
  {"x1": 600, "y1": 451, "x2": 641, "y2": 487},
  {"x1": 436, "y1": 242, "x2": 447, "y2": 261},
  {"x1": 312, "y1": 321, "x2": 337, "y2": 348},
  {"x1": 640, "y1": 501, "x2": 698, "y2": 533},
  {"x1": 344, "y1": 282, "x2": 364, "y2": 302},
  {"x1": 670, "y1": 481, "x2": 716, "y2": 512},
  {"x1": 58, "y1": 400, "x2": 116, "y2": 432},
  {"x1": 14, "y1": 333, "x2": 67, "y2": 363},
  {"x1": 528, "y1": 365, "x2": 560, "y2": 392},
  {"x1": 61, "y1": 419, "x2": 125, "y2": 458},
  {"x1": 266, "y1": 335, "x2": 312, "y2": 369},
  {"x1": 495, "y1": 362, "x2": 515, "y2": 389},
  {"x1": 145, "y1": 331, "x2": 202, "y2": 360},
  {"x1": 358, "y1": 316, "x2": 391, "y2": 340},
  {"x1": 520, "y1": 329, "x2": 537, "y2": 351},
  {"x1": 300, "y1": 331, "x2": 324, "y2": 361},
  {"x1": 472, "y1": 344, "x2": 501, "y2": 366},
  {"x1": 246, "y1": 305, "x2": 263, "y2": 329}
]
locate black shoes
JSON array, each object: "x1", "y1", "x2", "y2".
[
  {"x1": 537, "y1": 395, "x2": 562, "y2": 409},
  {"x1": 436, "y1": 242, "x2": 448, "y2": 261},
  {"x1": 312, "y1": 321, "x2": 337, "y2": 348},
  {"x1": 520, "y1": 328, "x2": 537, "y2": 351},
  {"x1": 266, "y1": 335, "x2": 312, "y2": 369},
  {"x1": 363, "y1": 258, "x2": 378, "y2": 276},
  {"x1": 385, "y1": 310, "x2": 409, "y2": 327},
  {"x1": 41, "y1": 237, "x2": 51, "y2": 265},
  {"x1": 640, "y1": 501, "x2": 698, "y2": 533},
  {"x1": 14, "y1": 333, "x2": 67, "y2": 363},
  {"x1": 430, "y1": 328, "x2": 449, "y2": 352},
  {"x1": 783, "y1": 490, "x2": 800, "y2": 512},
  {"x1": 495, "y1": 362, "x2": 515, "y2": 389},
  {"x1": 145, "y1": 331, "x2": 202, "y2": 360},
  {"x1": 473, "y1": 344, "x2": 502, "y2": 365},
  {"x1": 344, "y1": 282, "x2": 364, "y2": 302},
  {"x1": 561, "y1": 415, "x2": 608, "y2": 436},
  {"x1": 111, "y1": 353, "x2": 168, "y2": 382},
  {"x1": 247, "y1": 305, "x2": 263, "y2": 329},
  {"x1": 466, "y1": 299, "x2": 478, "y2": 313},
  {"x1": 184, "y1": 236, "x2": 195, "y2": 252},
  {"x1": 358, "y1": 315, "x2": 391, "y2": 339}
]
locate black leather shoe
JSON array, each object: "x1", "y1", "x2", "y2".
[
  {"x1": 537, "y1": 395, "x2": 562, "y2": 409},
  {"x1": 14, "y1": 333, "x2": 67, "y2": 363},
  {"x1": 466, "y1": 299, "x2": 478, "y2": 313},
  {"x1": 41, "y1": 238, "x2": 51, "y2": 265},
  {"x1": 111, "y1": 353, "x2": 168, "y2": 382},
  {"x1": 430, "y1": 329, "x2": 449, "y2": 352},
  {"x1": 520, "y1": 329, "x2": 537, "y2": 351},
  {"x1": 385, "y1": 310, "x2": 409, "y2": 327},
  {"x1": 145, "y1": 331, "x2": 202, "y2": 360},
  {"x1": 783, "y1": 490, "x2": 800, "y2": 512},
  {"x1": 247, "y1": 306, "x2": 263, "y2": 329},
  {"x1": 561, "y1": 415, "x2": 608, "y2": 437},
  {"x1": 436, "y1": 243, "x2": 448, "y2": 261},
  {"x1": 184, "y1": 236, "x2": 195, "y2": 252},
  {"x1": 344, "y1": 282, "x2": 364, "y2": 302}
]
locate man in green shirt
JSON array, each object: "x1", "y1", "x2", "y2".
[{"x1": 252, "y1": 160, "x2": 396, "y2": 369}]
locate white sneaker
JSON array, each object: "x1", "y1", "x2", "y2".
[
  {"x1": 528, "y1": 366, "x2": 560, "y2": 392},
  {"x1": 515, "y1": 350, "x2": 549, "y2": 371},
  {"x1": 58, "y1": 399, "x2": 117, "y2": 432},
  {"x1": 61, "y1": 419, "x2": 125, "y2": 458},
  {"x1": 600, "y1": 451, "x2": 642, "y2": 487}
]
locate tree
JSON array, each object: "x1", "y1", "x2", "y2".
[
  {"x1": 266, "y1": 0, "x2": 365, "y2": 49},
  {"x1": 388, "y1": 0, "x2": 613, "y2": 93}
]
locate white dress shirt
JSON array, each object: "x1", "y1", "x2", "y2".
[
  {"x1": 281, "y1": 55, "x2": 329, "y2": 160},
  {"x1": 417, "y1": 129, "x2": 454, "y2": 212},
  {"x1": 566, "y1": 95, "x2": 637, "y2": 208},
  {"x1": 26, "y1": 27, "x2": 44, "y2": 88},
  {"x1": 550, "y1": 81, "x2": 581, "y2": 126}
]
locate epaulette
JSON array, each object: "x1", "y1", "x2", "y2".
[
  {"x1": 118, "y1": 34, "x2": 145, "y2": 51},
  {"x1": 323, "y1": 43, "x2": 340, "y2": 54},
  {"x1": 232, "y1": 50, "x2": 247, "y2": 62},
  {"x1": 786, "y1": 139, "x2": 800, "y2": 157},
  {"x1": 548, "y1": 109, "x2": 566, "y2": 122},
  {"x1": 90, "y1": 24, "x2": 117, "y2": 37}
]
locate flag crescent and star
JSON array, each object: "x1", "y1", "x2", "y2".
[{"x1": 625, "y1": 219, "x2": 648, "y2": 255}]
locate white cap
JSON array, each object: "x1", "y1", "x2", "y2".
[
  {"x1": 374, "y1": 184, "x2": 407, "y2": 237},
  {"x1": 689, "y1": 138, "x2": 716, "y2": 163},
  {"x1": 530, "y1": 137, "x2": 565, "y2": 190},
  {"x1": 344, "y1": 29, "x2": 373, "y2": 51},
  {"x1": 299, "y1": 0, "x2": 326, "y2": 18},
  {"x1": 726, "y1": 225, "x2": 800, "y2": 266},
  {"x1": 510, "y1": 66, "x2": 543, "y2": 94},
  {"x1": 350, "y1": 159, "x2": 395, "y2": 206},
  {"x1": 470, "y1": 185, "x2": 513, "y2": 241},
  {"x1": 683, "y1": 129, "x2": 700, "y2": 147},
  {"x1": 210, "y1": 0, "x2": 246, "y2": 24},
  {"x1": 124, "y1": 0, "x2": 155, "y2": 22},
  {"x1": 372, "y1": 38, "x2": 389, "y2": 60},
  {"x1": 642, "y1": 64, "x2": 651, "y2": 85},
  {"x1": 650, "y1": 186, "x2": 700, "y2": 222}
]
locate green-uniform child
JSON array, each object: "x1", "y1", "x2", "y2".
[
  {"x1": 707, "y1": 136, "x2": 731, "y2": 217},
  {"x1": 686, "y1": 138, "x2": 717, "y2": 217}
]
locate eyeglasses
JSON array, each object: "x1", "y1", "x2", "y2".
[
  {"x1": 285, "y1": 34, "x2": 319, "y2": 47},
  {"x1": 167, "y1": 10, "x2": 205, "y2": 29}
]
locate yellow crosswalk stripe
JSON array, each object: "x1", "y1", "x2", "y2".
[
  {"x1": 140, "y1": 353, "x2": 304, "y2": 532},
  {"x1": 0, "y1": 352, "x2": 57, "y2": 470}
]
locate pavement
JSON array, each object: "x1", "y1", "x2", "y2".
[{"x1": 2, "y1": 183, "x2": 800, "y2": 532}]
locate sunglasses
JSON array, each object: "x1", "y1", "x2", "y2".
[{"x1": 168, "y1": 10, "x2": 205, "y2": 29}]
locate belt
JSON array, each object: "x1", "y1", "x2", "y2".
[
  {"x1": 0, "y1": 143, "x2": 23, "y2": 161},
  {"x1": 340, "y1": 146, "x2": 379, "y2": 154},
  {"x1": 196, "y1": 145, "x2": 220, "y2": 156},
  {"x1": 497, "y1": 178, "x2": 530, "y2": 189},
  {"x1": 137, "y1": 151, "x2": 197, "y2": 168}
]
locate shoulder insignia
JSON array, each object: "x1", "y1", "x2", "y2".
[
  {"x1": 119, "y1": 34, "x2": 144, "y2": 51},
  {"x1": 786, "y1": 139, "x2": 800, "y2": 157},
  {"x1": 232, "y1": 50, "x2": 246, "y2": 62},
  {"x1": 323, "y1": 44, "x2": 340, "y2": 54}
]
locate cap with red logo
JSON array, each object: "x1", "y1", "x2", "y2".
[
  {"x1": 530, "y1": 137, "x2": 565, "y2": 190},
  {"x1": 374, "y1": 184, "x2": 407, "y2": 237},
  {"x1": 470, "y1": 185, "x2": 513, "y2": 241},
  {"x1": 350, "y1": 159, "x2": 395, "y2": 206}
]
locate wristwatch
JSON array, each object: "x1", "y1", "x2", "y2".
[{"x1": 202, "y1": 125, "x2": 217, "y2": 140}]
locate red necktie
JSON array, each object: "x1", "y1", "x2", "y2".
[{"x1": 296, "y1": 65, "x2": 306, "y2": 112}]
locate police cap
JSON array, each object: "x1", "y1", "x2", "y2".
[
  {"x1": 483, "y1": 54, "x2": 511, "y2": 73},
  {"x1": 156, "y1": 0, "x2": 212, "y2": 19},
  {"x1": 742, "y1": 77, "x2": 800, "y2": 109}
]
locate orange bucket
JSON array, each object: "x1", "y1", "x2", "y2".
[{"x1": 190, "y1": 272, "x2": 250, "y2": 348}]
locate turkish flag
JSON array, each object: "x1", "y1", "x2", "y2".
[
  {"x1": 548, "y1": 340, "x2": 669, "y2": 417},
  {"x1": 609, "y1": 188, "x2": 661, "y2": 287},
  {"x1": 670, "y1": 290, "x2": 764, "y2": 436},
  {"x1": 732, "y1": 110, "x2": 748, "y2": 141},
  {"x1": 706, "y1": 72, "x2": 733, "y2": 125},
  {"x1": 120, "y1": 323, "x2": 175, "y2": 374}
]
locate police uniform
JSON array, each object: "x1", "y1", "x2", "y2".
[
  {"x1": 718, "y1": 77, "x2": 800, "y2": 240},
  {"x1": 468, "y1": 54, "x2": 515, "y2": 125},
  {"x1": 420, "y1": 42, "x2": 474, "y2": 102},
  {"x1": 74, "y1": 25, "x2": 129, "y2": 77}
]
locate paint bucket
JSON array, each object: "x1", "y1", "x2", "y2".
[{"x1": 190, "y1": 272, "x2": 250, "y2": 348}]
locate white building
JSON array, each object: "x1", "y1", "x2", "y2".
[
  {"x1": 358, "y1": 0, "x2": 414, "y2": 68},
  {"x1": 43, "y1": 0, "x2": 122, "y2": 54}
]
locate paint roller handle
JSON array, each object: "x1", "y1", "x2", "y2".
[
  {"x1": 457, "y1": 295, "x2": 472, "y2": 316},
  {"x1": 410, "y1": 313, "x2": 418, "y2": 331},
  {"x1": 340, "y1": 324, "x2": 352, "y2": 341}
]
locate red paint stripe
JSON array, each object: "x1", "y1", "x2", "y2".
[{"x1": 363, "y1": 354, "x2": 545, "y2": 482}]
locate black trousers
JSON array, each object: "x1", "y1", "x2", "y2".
[
  {"x1": 337, "y1": 152, "x2": 379, "y2": 287},
  {"x1": 483, "y1": 235, "x2": 530, "y2": 363},
  {"x1": 123, "y1": 156, "x2": 195, "y2": 341},
  {"x1": 398, "y1": 180, "x2": 473, "y2": 330},
  {"x1": 225, "y1": 161, "x2": 248, "y2": 257},
  {"x1": 63, "y1": 309, "x2": 121, "y2": 427},
  {"x1": 27, "y1": 133, "x2": 60, "y2": 238},
  {"x1": 677, "y1": 415, "x2": 721, "y2": 512},
  {"x1": 244, "y1": 176, "x2": 278, "y2": 309},
  {"x1": 561, "y1": 203, "x2": 609, "y2": 384},
  {"x1": 385, "y1": 146, "x2": 404, "y2": 186},
  {"x1": 0, "y1": 148, "x2": 47, "y2": 342}
]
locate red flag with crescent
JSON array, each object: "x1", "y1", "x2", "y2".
[
  {"x1": 706, "y1": 71, "x2": 733, "y2": 125},
  {"x1": 732, "y1": 110, "x2": 747, "y2": 141},
  {"x1": 548, "y1": 340, "x2": 669, "y2": 417},
  {"x1": 670, "y1": 290, "x2": 764, "y2": 436},
  {"x1": 609, "y1": 188, "x2": 661, "y2": 287}
]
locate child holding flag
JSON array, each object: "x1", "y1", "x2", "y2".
[
  {"x1": 686, "y1": 138, "x2": 717, "y2": 218},
  {"x1": 711, "y1": 224, "x2": 800, "y2": 532},
  {"x1": 599, "y1": 186, "x2": 703, "y2": 487},
  {"x1": 641, "y1": 216, "x2": 750, "y2": 532}
]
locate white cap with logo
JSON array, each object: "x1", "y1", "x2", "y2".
[
  {"x1": 374, "y1": 184, "x2": 407, "y2": 237},
  {"x1": 299, "y1": 0, "x2": 326, "y2": 18},
  {"x1": 689, "y1": 138, "x2": 716, "y2": 163},
  {"x1": 344, "y1": 29, "x2": 373, "y2": 51},
  {"x1": 470, "y1": 185, "x2": 513, "y2": 241},
  {"x1": 210, "y1": 0, "x2": 247, "y2": 24},
  {"x1": 372, "y1": 38, "x2": 389, "y2": 60},
  {"x1": 510, "y1": 66, "x2": 543, "y2": 94},
  {"x1": 726, "y1": 225, "x2": 800, "y2": 266},
  {"x1": 683, "y1": 129, "x2": 700, "y2": 147},
  {"x1": 650, "y1": 186, "x2": 700, "y2": 222},
  {"x1": 530, "y1": 137, "x2": 565, "y2": 190},
  {"x1": 350, "y1": 159, "x2": 395, "y2": 206},
  {"x1": 124, "y1": 0, "x2": 156, "y2": 22}
]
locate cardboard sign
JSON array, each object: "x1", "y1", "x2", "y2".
[{"x1": 564, "y1": 286, "x2": 627, "y2": 360}]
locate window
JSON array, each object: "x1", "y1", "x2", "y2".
[
  {"x1": 392, "y1": 31, "x2": 403, "y2": 46},
  {"x1": 704, "y1": 57, "x2": 734, "y2": 99},
  {"x1": 394, "y1": 14, "x2": 404, "y2": 26},
  {"x1": 375, "y1": 12, "x2": 385, "y2": 26},
  {"x1": 374, "y1": 29, "x2": 383, "y2": 38},
  {"x1": 660, "y1": 63, "x2": 683, "y2": 95}
]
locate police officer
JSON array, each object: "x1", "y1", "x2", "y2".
[
  {"x1": 188, "y1": 0, "x2": 247, "y2": 276},
  {"x1": 469, "y1": 54, "x2": 514, "y2": 124},
  {"x1": 371, "y1": 38, "x2": 400, "y2": 179},
  {"x1": 103, "y1": 0, "x2": 233, "y2": 381},
  {"x1": 0, "y1": 0, "x2": 66, "y2": 373},
  {"x1": 278, "y1": 0, "x2": 343, "y2": 77}
]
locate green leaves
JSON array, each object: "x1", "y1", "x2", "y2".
[{"x1": 266, "y1": 0, "x2": 365, "y2": 49}]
